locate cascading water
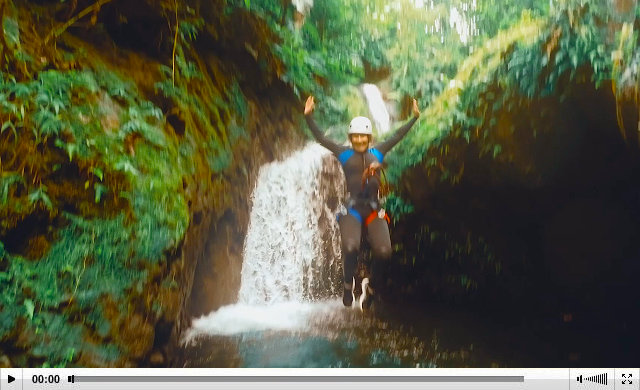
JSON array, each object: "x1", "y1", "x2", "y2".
[
  {"x1": 184, "y1": 143, "x2": 346, "y2": 339},
  {"x1": 238, "y1": 143, "x2": 344, "y2": 304}
]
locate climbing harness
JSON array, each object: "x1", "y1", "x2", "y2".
[
  {"x1": 337, "y1": 204, "x2": 390, "y2": 226},
  {"x1": 336, "y1": 147, "x2": 392, "y2": 225},
  {"x1": 365, "y1": 208, "x2": 390, "y2": 226},
  {"x1": 361, "y1": 162, "x2": 391, "y2": 198}
]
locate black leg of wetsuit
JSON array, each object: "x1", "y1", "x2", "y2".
[
  {"x1": 338, "y1": 213, "x2": 361, "y2": 290},
  {"x1": 366, "y1": 217, "x2": 392, "y2": 291}
]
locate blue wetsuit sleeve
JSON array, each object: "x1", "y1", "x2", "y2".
[
  {"x1": 373, "y1": 115, "x2": 418, "y2": 155},
  {"x1": 305, "y1": 114, "x2": 345, "y2": 156}
]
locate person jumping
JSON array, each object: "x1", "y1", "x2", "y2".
[{"x1": 303, "y1": 95, "x2": 420, "y2": 309}]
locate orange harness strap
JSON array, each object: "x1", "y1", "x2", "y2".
[{"x1": 365, "y1": 209, "x2": 391, "y2": 226}]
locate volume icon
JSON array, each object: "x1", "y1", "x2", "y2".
[{"x1": 576, "y1": 373, "x2": 608, "y2": 385}]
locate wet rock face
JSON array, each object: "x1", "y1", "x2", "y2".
[
  {"x1": 186, "y1": 210, "x2": 245, "y2": 318},
  {"x1": 395, "y1": 78, "x2": 640, "y2": 311}
]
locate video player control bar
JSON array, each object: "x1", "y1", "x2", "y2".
[{"x1": 1, "y1": 368, "x2": 638, "y2": 390}]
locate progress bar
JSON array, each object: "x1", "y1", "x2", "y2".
[{"x1": 72, "y1": 375, "x2": 524, "y2": 382}]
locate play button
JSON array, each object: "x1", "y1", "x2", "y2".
[{"x1": 8, "y1": 374, "x2": 15, "y2": 383}]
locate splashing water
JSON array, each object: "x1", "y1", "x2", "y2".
[{"x1": 187, "y1": 301, "x2": 343, "y2": 336}]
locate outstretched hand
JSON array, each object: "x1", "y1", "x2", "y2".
[
  {"x1": 304, "y1": 96, "x2": 315, "y2": 115},
  {"x1": 412, "y1": 98, "x2": 420, "y2": 118}
]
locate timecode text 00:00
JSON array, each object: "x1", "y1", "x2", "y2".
[{"x1": 32, "y1": 374, "x2": 61, "y2": 384}]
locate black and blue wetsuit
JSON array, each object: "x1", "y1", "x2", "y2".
[{"x1": 305, "y1": 113, "x2": 418, "y2": 300}]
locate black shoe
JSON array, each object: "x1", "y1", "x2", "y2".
[{"x1": 342, "y1": 288, "x2": 353, "y2": 307}]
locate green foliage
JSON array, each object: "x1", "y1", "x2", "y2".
[
  {"x1": 385, "y1": 1, "x2": 462, "y2": 106},
  {"x1": 155, "y1": 13, "x2": 251, "y2": 180},
  {"x1": 0, "y1": 69, "x2": 100, "y2": 149},
  {"x1": 225, "y1": 0, "x2": 368, "y2": 102},
  {"x1": 475, "y1": 0, "x2": 550, "y2": 38},
  {"x1": 229, "y1": 82, "x2": 249, "y2": 123},
  {"x1": 0, "y1": 59, "x2": 191, "y2": 365},
  {"x1": 1, "y1": 14, "x2": 34, "y2": 73},
  {"x1": 27, "y1": 185, "x2": 53, "y2": 210},
  {"x1": 0, "y1": 173, "x2": 23, "y2": 204},
  {"x1": 388, "y1": 0, "x2": 624, "y2": 184},
  {"x1": 3, "y1": 16, "x2": 20, "y2": 48},
  {"x1": 386, "y1": 15, "x2": 546, "y2": 184},
  {"x1": 0, "y1": 212, "x2": 153, "y2": 365},
  {"x1": 384, "y1": 192, "x2": 415, "y2": 223},
  {"x1": 119, "y1": 103, "x2": 167, "y2": 148}
]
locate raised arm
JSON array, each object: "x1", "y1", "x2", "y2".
[
  {"x1": 374, "y1": 98, "x2": 421, "y2": 155},
  {"x1": 304, "y1": 96, "x2": 345, "y2": 156}
]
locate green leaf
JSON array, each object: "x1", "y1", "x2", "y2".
[
  {"x1": 66, "y1": 144, "x2": 77, "y2": 161},
  {"x1": 90, "y1": 167, "x2": 104, "y2": 182},
  {"x1": 493, "y1": 144, "x2": 502, "y2": 158},
  {"x1": 3, "y1": 17, "x2": 20, "y2": 47},
  {"x1": 1, "y1": 174, "x2": 23, "y2": 204},
  {"x1": 24, "y1": 299, "x2": 35, "y2": 320},
  {"x1": 28, "y1": 186, "x2": 53, "y2": 210},
  {"x1": 114, "y1": 160, "x2": 139, "y2": 177},
  {"x1": 1, "y1": 121, "x2": 14, "y2": 133},
  {"x1": 94, "y1": 183, "x2": 107, "y2": 203}
]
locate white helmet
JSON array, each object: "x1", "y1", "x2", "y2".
[{"x1": 348, "y1": 116, "x2": 373, "y2": 135}]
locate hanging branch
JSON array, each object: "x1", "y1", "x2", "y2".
[{"x1": 44, "y1": 0, "x2": 115, "y2": 45}]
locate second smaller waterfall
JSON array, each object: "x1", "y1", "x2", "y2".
[{"x1": 362, "y1": 83, "x2": 391, "y2": 135}]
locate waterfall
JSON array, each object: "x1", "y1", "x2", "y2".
[
  {"x1": 238, "y1": 143, "x2": 344, "y2": 304},
  {"x1": 362, "y1": 83, "x2": 391, "y2": 136},
  {"x1": 184, "y1": 143, "x2": 345, "y2": 339}
]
